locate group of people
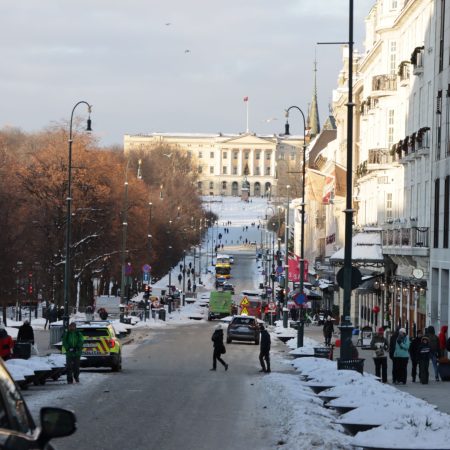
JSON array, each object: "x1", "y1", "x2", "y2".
[
  {"x1": 210, "y1": 323, "x2": 271, "y2": 373},
  {"x1": 370, "y1": 325, "x2": 448, "y2": 384}
]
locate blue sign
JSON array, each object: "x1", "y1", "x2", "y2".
[
  {"x1": 293, "y1": 293, "x2": 306, "y2": 305},
  {"x1": 143, "y1": 272, "x2": 150, "y2": 283},
  {"x1": 142, "y1": 264, "x2": 151, "y2": 273},
  {"x1": 276, "y1": 266, "x2": 283, "y2": 275}
]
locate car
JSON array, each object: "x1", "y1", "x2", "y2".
[
  {"x1": 215, "y1": 277, "x2": 227, "y2": 288},
  {"x1": 74, "y1": 321, "x2": 122, "y2": 371},
  {"x1": 227, "y1": 315, "x2": 260, "y2": 345},
  {"x1": 0, "y1": 358, "x2": 76, "y2": 448},
  {"x1": 229, "y1": 256, "x2": 235, "y2": 264},
  {"x1": 222, "y1": 283, "x2": 235, "y2": 294}
]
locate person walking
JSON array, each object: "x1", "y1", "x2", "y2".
[
  {"x1": 259, "y1": 324, "x2": 271, "y2": 373},
  {"x1": 210, "y1": 325, "x2": 228, "y2": 371},
  {"x1": 393, "y1": 328, "x2": 410, "y2": 384},
  {"x1": 438, "y1": 325, "x2": 448, "y2": 355},
  {"x1": 0, "y1": 328, "x2": 14, "y2": 361},
  {"x1": 425, "y1": 326, "x2": 440, "y2": 381},
  {"x1": 17, "y1": 320, "x2": 35, "y2": 345},
  {"x1": 192, "y1": 282, "x2": 197, "y2": 293},
  {"x1": 323, "y1": 316, "x2": 334, "y2": 346},
  {"x1": 370, "y1": 327, "x2": 389, "y2": 383},
  {"x1": 418, "y1": 335, "x2": 431, "y2": 384},
  {"x1": 409, "y1": 330, "x2": 423, "y2": 382},
  {"x1": 62, "y1": 322, "x2": 84, "y2": 384},
  {"x1": 187, "y1": 279, "x2": 192, "y2": 292},
  {"x1": 389, "y1": 327, "x2": 399, "y2": 383},
  {"x1": 178, "y1": 273, "x2": 182, "y2": 285}
]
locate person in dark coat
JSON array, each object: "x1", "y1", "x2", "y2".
[
  {"x1": 17, "y1": 320, "x2": 35, "y2": 344},
  {"x1": 409, "y1": 330, "x2": 423, "y2": 382},
  {"x1": 259, "y1": 324, "x2": 271, "y2": 373},
  {"x1": 418, "y1": 335, "x2": 431, "y2": 384},
  {"x1": 210, "y1": 325, "x2": 228, "y2": 371},
  {"x1": 323, "y1": 316, "x2": 334, "y2": 346},
  {"x1": 389, "y1": 328, "x2": 399, "y2": 383},
  {"x1": 370, "y1": 327, "x2": 389, "y2": 383},
  {"x1": 425, "y1": 326, "x2": 440, "y2": 381}
]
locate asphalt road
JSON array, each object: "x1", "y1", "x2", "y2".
[{"x1": 49, "y1": 249, "x2": 284, "y2": 450}]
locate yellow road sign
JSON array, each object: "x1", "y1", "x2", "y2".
[
  {"x1": 240, "y1": 306, "x2": 249, "y2": 315},
  {"x1": 240, "y1": 296, "x2": 250, "y2": 306}
]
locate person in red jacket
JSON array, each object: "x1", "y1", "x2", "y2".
[
  {"x1": 438, "y1": 325, "x2": 448, "y2": 353},
  {"x1": 0, "y1": 328, "x2": 14, "y2": 360}
]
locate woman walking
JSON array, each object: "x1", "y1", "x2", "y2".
[
  {"x1": 210, "y1": 325, "x2": 228, "y2": 371},
  {"x1": 393, "y1": 328, "x2": 410, "y2": 384}
]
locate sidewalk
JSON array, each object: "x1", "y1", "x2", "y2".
[{"x1": 302, "y1": 324, "x2": 450, "y2": 415}]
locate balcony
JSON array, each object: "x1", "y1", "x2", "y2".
[
  {"x1": 371, "y1": 74, "x2": 398, "y2": 97},
  {"x1": 382, "y1": 226, "x2": 429, "y2": 257},
  {"x1": 367, "y1": 148, "x2": 392, "y2": 169}
]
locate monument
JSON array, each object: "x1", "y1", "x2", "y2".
[{"x1": 241, "y1": 163, "x2": 250, "y2": 202}]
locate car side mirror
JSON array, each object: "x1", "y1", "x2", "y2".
[{"x1": 40, "y1": 407, "x2": 76, "y2": 439}]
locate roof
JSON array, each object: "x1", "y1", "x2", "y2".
[{"x1": 329, "y1": 231, "x2": 384, "y2": 266}]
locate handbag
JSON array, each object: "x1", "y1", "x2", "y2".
[{"x1": 221, "y1": 345, "x2": 226, "y2": 354}]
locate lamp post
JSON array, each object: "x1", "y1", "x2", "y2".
[
  {"x1": 283, "y1": 184, "x2": 290, "y2": 328},
  {"x1": 63, "y1": 101, "x2": 92, "y2": 330},
  {"x1": 120, "y1": 159, "x2": 131, "y2": 306},
  {"x1": 283, "y1": 106, "x2": 307, "y2": 346}
]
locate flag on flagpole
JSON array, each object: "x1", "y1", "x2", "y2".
[{"x1": 243, "y1": 96, "x2": 249, "y2": 102}]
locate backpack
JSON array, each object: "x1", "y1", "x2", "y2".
[{"x1": 446, "y1": 337, "x2": 450, "y2": 352}]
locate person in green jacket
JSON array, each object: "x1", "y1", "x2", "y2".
[
  {"x1": 393, "y1": 327, "x2": 410, "y2": 385},
  {"x1": 62, "y1": 322, "x2": 84, "y2": 384}
]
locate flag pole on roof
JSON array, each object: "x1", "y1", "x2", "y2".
[{"x1": 243, "y1": 96, "x2": 249, "y2": 133}]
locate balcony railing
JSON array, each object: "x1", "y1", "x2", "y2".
[
  {"x1": 368, "y1": 148, "x2": 391, "y2": 165},
  {"x1": 372, "y1": 74, "x2": 397, "y2": 94},
  {"x1": 382, "y1": 226, "x2": 429, "y2": 248}
]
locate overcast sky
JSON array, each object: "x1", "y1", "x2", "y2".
[{"x1": 0, "y1": 1, "x2": 374, "y2": 147}]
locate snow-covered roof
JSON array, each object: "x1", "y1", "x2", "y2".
[{"x1": 329, "y1": 231, "x2": 384, "y2": 265}]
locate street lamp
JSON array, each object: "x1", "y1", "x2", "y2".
[
  {"x1": 283, "y1": 184, "x2": 290, "y2": 328},
  {"x1": 120, "y1": 159, "x2": 130, "y2": 306},
  {"x1": 63, "y1": 101, "x2": 92, "y2": 330},
  {"x1": 283, "y1": 105, "x2": 307, "y2": 345}
]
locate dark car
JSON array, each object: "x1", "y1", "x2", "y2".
[
  {"x1": 0, "y1": 359, "x2": 76, "y2": 449},
  {"x1": 222, "y1": 283, "x2": 235, "y2": 294},
  {"x1": 215, "y1": 277, "x2": 227, "y2": 288},
  {"x1": 227, "y1": 315, "x2": 259, "y2": 345}
]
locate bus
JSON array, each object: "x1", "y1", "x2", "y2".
[{"x1": 215, "y1": 254, "x2": 231, "y2": 279}]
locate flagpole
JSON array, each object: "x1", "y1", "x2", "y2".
[{"x1": 246, "y1": 99, "x2": 249, "y2": 133}]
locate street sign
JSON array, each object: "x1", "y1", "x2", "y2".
[
  {"x1": 293, "y1": 293, "x2": 306, "y2": 305},
  {"x1": 268, "y1": 301, "x2": 276, "y2": 310},
  {"x1": 142, "y1": 264, "x2": 151, "y2": 273},
  {"x1": 143, "y1": 272, "x2": 150, "y2": 284},
  {"x1": 240, "y1": 306, "x2": 249, "y2": 315},
  {"x1": 240, "y1": 296, "x2": 249, "y2": 307},
  {"x1": 276, "y1": 266, "x2": 283, "y2": 275},
  {"x1": 125, "y1": 263, "x2": 133, "y2": 276}
]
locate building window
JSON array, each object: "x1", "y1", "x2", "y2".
[
  {"x1": 210, "y1": 151, "x2": 214, "y2": 158},
  {"x1": 223, "y1": 166, "x2": 227, "y2": 174},
  {"x1": 245, "y1": 152, "x2": 249, "y2": 160},
  {"x1": 233, "y1": 167, "x2": 237, "y2": 175},
  {"x1": 388, "y1": 110, "x2": 394, "y2": 148},
  {"x1": 389, "y1": 41, "x2": 397, "y2": 75},
  {"x1": 386, "y1": 193, "x2": 393, "y2": 220},
  {"x1": 440, "y1": 0, "x2": 445, "y2": 72},
  {"x1": 265, "y1": 167, "x2": 270, "y2": 175},
  {"x1": 279, "y1": 153, "x2": 285, "y2": 160},
  {"x1": 209, "y1": 181, "x2": 214, "y2": 189},
  {"x1": 198, "y1": 166, "x2": 202, "y2": 174},
  {"x1": 390, "y1": 0, "x2": 397, "y2": 8},
  {"x1": 255, "y1": 167, "x2": 260, "y2": 175},
  {"x1": 233, "y1": 151, "x2": 238, "y2": 159},
  {"x1": 434, "y1": 178, "x2": 440, "y2": 248},
  {"x1": 197, "y1": 181, "x2": 202, "y2": 189},
  {"x1": 256, "y1": 152, "x2": 260, "y2": 160},
  {"x1": 290, "y1": 153, "x2": 295, "y2": 161},
  {"x1": 210, "y1": 166, "x2": 214, "y2": 174},
  {"x1": 223, "y1": 151, "x2": 227, "y2": 159},
  {"x1": 445, "y1": 176, "x2": 450, "y2": 248},
  {"x1": 199, "y1": 151, "x2": 203, "y2": 158},
  {"x1": 446, "y1": 86, "x2": 450, "y2": 156},
  {"x1": 266, "y1": 152, "x2": 271, "y2": 160},
  {"x1": 437, "y1": 90, "x2": 443, "y2": 159}
]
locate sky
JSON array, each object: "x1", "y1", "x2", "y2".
[{"x1": 0, "y1": 1, "x2": 374, "y2": 147}]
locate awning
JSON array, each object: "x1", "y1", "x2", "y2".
[{"x1": 329, "y1": 230, "x2": 384, "y2": 267}]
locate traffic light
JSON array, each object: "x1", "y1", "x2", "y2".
[{"x1": 143, "y1": 284, "x2": 151, "y2": 299}]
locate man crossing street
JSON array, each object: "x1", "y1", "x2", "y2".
[{"x1": 259, "y1": 324, "x2": 271, "y2": 373}]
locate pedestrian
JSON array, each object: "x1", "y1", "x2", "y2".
[
  {"x1": 323, "y1": 316, "x2": 334, "y2": 346},
  {"x1": 17, "y1": 320, "x2": 35, "y2": 345},
  {"x1": 389, "y1": 327, "x2": 399, "y2": 383},
  {"x1": 418, "y1": 335, "x2": 431, "y2": 384},
  {"x1": 178, "y1": 273, "x2": 182, "y2": 285},
  {"x1": 0, "y1": 328, "x2": 14, "y2": 361},
  {"x1": 425, "y1": 326, "x2": 440, "y2": 381},
  {"x1": 370, "y1": 327, "x2": 389, "y2": 383},
  {"x1": 193, "y1": 283, "x2": 197, "y2": 293},
  {"x1": 210, "y1": 325, "x2": 228, "y2": 371},
  {"x1": 180, "y1": 264, "x2": 183, "y2": 272},
  {"x1": 393, "y1": 328, "x2": 410, "y2": 384},
  {"x1": 47, "y1": 301, "x2": 58, "y2": 326},
  {"x1": 187, "y1": 279, "x2": 192, "y2": 292},
  {"x1": 259, "y1": 324, "x2": 271, "y2": 373},
  {"x1": 438, "y1": 325, "x2": 448, "y2": 354},
  {"x1": 62, "y1": 322, "x2": 84, "y2": 384},
  {"x1": 409, "y1": 330, "x2": 423, "y2": 382}
]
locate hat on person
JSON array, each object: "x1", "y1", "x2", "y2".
[
  {"x1": 377, "y1": 327, "x2": 384, "y2": 334},
  {"x1": 215, "y1": 324, "x2": 222, "y2": 330},
  {"x1": 260, "y1": 324, "x2": 265, "y2": 330},
  {"x1": 327, "y1": 316, "x2": 331, "y2": 321},
  {"x1": 399, "y1": 327, "x2": 406, "y2": 334}
]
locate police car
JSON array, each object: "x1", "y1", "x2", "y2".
[{"x1": 75, "y1": 321, "x2": 122, "y2": 372}]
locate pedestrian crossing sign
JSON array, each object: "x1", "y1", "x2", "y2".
[
  {"x1": 240, "y1": 296, "x2": 249, "y2": 307},
  {"x1": 240, "y1": 306, "x2": 249, "y2": 315}
]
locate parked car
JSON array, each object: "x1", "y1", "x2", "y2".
[
  {"x1": 74, "y1": 321, "x2": 122, "y2": 372},
  {"x1": 0, "y1": 358, "x2": 76, "y2": 448},
  {"x1": 227, "y1": 315, "x2": 259, "y2": 344}
]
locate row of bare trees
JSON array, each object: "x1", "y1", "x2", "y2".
[{"x1": 0, "y1": 125, "x2": 213, "y2": 310}]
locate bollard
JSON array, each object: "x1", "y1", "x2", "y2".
[
  {"x1": 182, "y1": 293, "x2": 185, "y2": 307},
  {"x1": 297, "y1": 320, "x2": 304, "y2": 348},
  {"x1": 168, "y1": 301, "x2": 172, "y2": 314},
  {"x1": 282, "y1": 307, "x2": 288, "y2": 328}
]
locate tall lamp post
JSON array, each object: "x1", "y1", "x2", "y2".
[
  {"x1": 283, "y1": 106, "x2": 307, "y2": 346},
  {"x1": 283, "y1": 184, "x2": 290, "y2": 328},
  {"x1": 63, "y1": 101, "x2": 92, "y2": 330},
  {"x1": 120, "y1": 159, "x2": 130, "y2": 306}
]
